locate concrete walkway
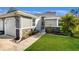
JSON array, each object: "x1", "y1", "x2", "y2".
[
  {"x1": 0, "y1": 32, "x2": 45, "y2": 51},
  {"x1": 17, "y1": 32, "x2": 45, "y2": 51}
]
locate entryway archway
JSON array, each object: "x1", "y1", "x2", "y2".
[{"x1": 41, "y1": 17, "x2": 45, "y2": 32}]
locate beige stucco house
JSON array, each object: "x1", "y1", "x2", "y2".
[{"x1": 0, "y1": 8, "x2": 60, "y2": 40}]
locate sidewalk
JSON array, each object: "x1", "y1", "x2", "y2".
[{"x1": 16, "y1": 32, "x2": 45, "y2": 51}]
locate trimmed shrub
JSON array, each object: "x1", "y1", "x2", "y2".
[
  {"x1": 22, "y1": 29, "x2": 39, "y2": 39},
  {"x1": 22, "y1": 29, "x2": 31, "y2": 39},
  {"x1": 45, "y1": 27, "x2": 62, "y2": 35},
  {"x1": 29, "y1": 29, "x2": 39, "y2": 36},
  {"x1": 45, "y1": 27, "x2": 53, "y2": 33}
]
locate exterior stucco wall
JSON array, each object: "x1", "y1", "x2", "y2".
[
  {"x1": 45, "y1": 19, "x2": 57, "y2": 27},
  {"x1": 19, "y1": 16, "x2": 36, "y2": 39},
  {"x1": 5, "y1": 17, "x2": 16, "y2": 37},
  {"x1": 0, "y1": 19, "x2": 3, "y2": 31},
  {"x1": 20, "y1": 16, "x2": 34, "y2": 29},
  {"x1": 44, "y1": 17, "x2": 60, "y2": 27}
]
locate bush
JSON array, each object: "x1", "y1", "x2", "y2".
[
  {"x1": 22, "y1": 29, "x2": 31, "y2": 40},
  {"x1": 29, "y1": 29, "x2": 39, "y2": 36},
  {"x1": 21, "y1": 29, "x2": 39, "y2": 40},
  {"x1": 45, "y1": 27, "x2": 53, "y2": 33},
  {"x1": 74, "y1": 31, "x2": 79, "y2": 38},
  {"x1": 45, "y1": 27, "x2": 61, "y2": 34},
  {"x1": 60, "y1": 13, "x2": 79, "y2": 37}
]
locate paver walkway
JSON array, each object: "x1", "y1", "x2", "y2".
[
  {"x1": 17, "y1": 32, "x2": 45, "y2": 51},
  {"x1": 0, "y1": 32, "x2": 45, "y2": 51}
]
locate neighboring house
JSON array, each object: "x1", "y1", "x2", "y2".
[
  {"x1": 0, "y1": 8, "x2": 60, "y2": 40},
  {"x1": 34, "y1": 11, "x2": 60, "y2": 32},
  {"x1": 35, "y1": 11, "x2": 60, "y2": 27}
]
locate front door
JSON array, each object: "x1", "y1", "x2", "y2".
[{"x1": 41, "y1": 17, "x2": 45, "y2": 30}]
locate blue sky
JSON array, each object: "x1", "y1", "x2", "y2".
[{"x1": 0, "y1": 7, "x2": 78, "y2": 16}]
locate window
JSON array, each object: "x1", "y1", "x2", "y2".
[{"x1": 32, "y1": 19, "x2": 35, "y2": 26}]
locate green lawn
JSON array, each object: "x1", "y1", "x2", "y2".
[{"x1": 25, "y1": 34, "x2": 79, "y2": 51}]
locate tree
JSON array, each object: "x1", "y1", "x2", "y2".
[
  {"x1": 7, "y1": 7, "x2": 17, "y2": 13},
  {"x1": 70, "y1": 9, "x2": 76, "y2": 15},
  {"x1": 60, "y1": 13, "x2": 79, "y2": 36},
  {"x1": 70, "y1": 8, "x2": 79, "y2": 17}
]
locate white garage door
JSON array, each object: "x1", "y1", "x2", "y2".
[
  {"x1": 5, "y1": 17, "x2": 16, "y2": 37},
  {"x1": 45, "y1": 19, "x2": 57, "y2": 27},
  {"x1": 0, "y1": 19, "x2": 3, "y2": 31}
]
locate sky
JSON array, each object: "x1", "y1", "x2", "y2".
[{"x1": 0, "y1": 7, "x2": 78, "y2": 16}]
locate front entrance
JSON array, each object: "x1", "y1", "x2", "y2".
[{"x1": 41, "y1": 17, "x2": 45, "y2": 31}]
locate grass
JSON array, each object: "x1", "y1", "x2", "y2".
[{"x1": 25, "y1": 34, "x2": 79, "y2": 51}]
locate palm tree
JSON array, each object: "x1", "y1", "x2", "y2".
[
  {"x1": 60, "y1": 13, "x2": 79, "y2": 36},
  {"x1": 70, "y1": 8, "x2": 79, "y2": 17},
  {"x1": 70, "y1": 9, "x2": 76, "y2": 15},
  {"x1": 7, "y1": 7, "x2": 17, "y2": 13}
]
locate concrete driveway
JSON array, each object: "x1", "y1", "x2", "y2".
[
  {"x1": 0, "y1": 35, "x2": 14, "y2": 39},
  {"x1": 0, "y1": 35, "x2": 17, "y2": 51},
  {"x1": 0, "y1": 32, "x2": 45, "y2": 51},
  {"x1": 0, "y1": 39, "x2": 17, "y2": 51}
]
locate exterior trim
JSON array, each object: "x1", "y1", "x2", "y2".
[
  {"x1": 3, "y1": 19, "x2": 5, "y2": 34},
  {"x1": 15, "y1": 16, "x2": 20, "y2": 40},
  {"x1": 0, "y1": 16, "x2": 16, "y2": 19},
  {"x1": 21, "y1": 15, "x2": 35, "y2": 19},
  {"x1": 1, "y1": 18, "x2": 5, "y2": 34},
  {"x1": 15, "y1": 16, "x2": 20, "y2": 28}
]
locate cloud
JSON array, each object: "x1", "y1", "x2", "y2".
[
  {"x1": 31, "y1": 11, "x2": 41, "y2": 13},
  {"x1": 55, "y1": 10, "x2": 68, "y2": 16},
  {"x1": 24, "y1": 10, "x2": 42, "y2": 14},
  {"x1": 24, "y1": 10, "x2": 68, "y2": 16},
  {"x1": 56, "y1": 10, "x2": 68, "y2": 14},
  {"x1": 34, "y1": 11, "x2": 42, "y2": 13},
  {"x1": 50, "y1": 10, "x2": 67, "y2": 14},
  {"x1": 47, "y1": 10, "x2": 68, "y2": 16}
]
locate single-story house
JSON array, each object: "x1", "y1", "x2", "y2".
[
  {"x1": 0, "y1": 8, "x2": 60, "y2": 40},
  {"x1": 34, "y1": 11, "x2": 60, "y2": 30}
]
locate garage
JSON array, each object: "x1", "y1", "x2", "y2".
[
  {"x1": 5, "y1": 17, "x2": 16, "y2": 37},
  {"x1": 0, "y1": 19, "x2": 4, "y2": 35},
  {"x1": 45, "y1": 19, "x2": 57, "y2": 27}
]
